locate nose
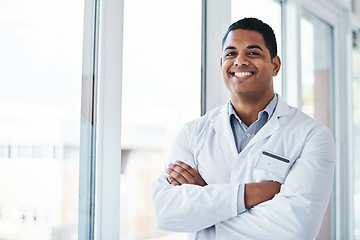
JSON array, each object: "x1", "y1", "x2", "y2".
[{"x1": 234, "y1": 54, "x2": 249, "y2": 66}]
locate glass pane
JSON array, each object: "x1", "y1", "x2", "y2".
[
  {"x1": 353, "y1": 0, "x2": 360, "y2": 14},
  {"x1": 78, "y1": 0, "x2": 96, "y2": 238},
  {"x1": 300, "y1": 13, "x2": 334, "y2": 240},
  {"x1": 0, "y1": 0, "x2": 84, "y2": 239},
  {"x1": 300, "y1": 13, "x2": 333, "y2": 127},
  {"x1": 352, "y1": 31, "x2": 360, "y2": 240},
  {"x1": 121, "y1": 0, "x2": 201, "y2": 239},
  {"x1": 231, "y1": 0, "x2": 283, "y2": 95}
]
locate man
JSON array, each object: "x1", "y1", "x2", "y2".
[{"x1": 151, "y1": 18, "x2": 335, "y2": 240}]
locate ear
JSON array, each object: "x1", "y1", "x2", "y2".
[
  {"x1": 272, "y1": 56, "x2": 281, "y2": 76},
  {"x1": 220, "y1": 58, "x2": 223, "y2": 68}
]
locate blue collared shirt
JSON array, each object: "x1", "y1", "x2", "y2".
[{"x1": 229, "y1": 93, "x2": 278, "y2": 153}]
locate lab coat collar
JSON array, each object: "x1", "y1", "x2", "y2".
[
  {"x1": 243, "y1": 95, "x2": 291, "y2": 151},
  {"x1": 211, "y1": 95, "x2": 291, "y2": 159},
  {"x1": 211, "y1": 103, "x2": 239, "y2": 160}
]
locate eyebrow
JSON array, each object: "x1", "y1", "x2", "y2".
[
  {"x1": 247, "y1": 45, "x2": 264, "y2": 51},
  {"x1": 224, "y1": 46, "x2": 236, "y2": 51},
  {"x1": 223, "y1": 45, "x2": 264, "y2": 52}
]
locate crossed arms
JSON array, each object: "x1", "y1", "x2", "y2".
[{"x1": 166, "y1": 160, "x2": 280, "y2": 209}]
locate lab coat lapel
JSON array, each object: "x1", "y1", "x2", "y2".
[
  {"x1": 244, "y1": 96, "x2": 291, "y2": 149},
  {"x1": 210, "y1": 103, "x2": 238, "y2": 160}
]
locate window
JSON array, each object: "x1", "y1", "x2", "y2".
[
  {"x1": 300, "y1": 12, "x2": 333, "y2": 127},
  {"x1": 352, "y1": 31, "x2": 360, "y2": 240},
  {"x1": 0, "y1": 0, "x2": 84, "y2": 239},
  {"x1": 300, "y1": 10, "x2": 335, "y2": 240}
]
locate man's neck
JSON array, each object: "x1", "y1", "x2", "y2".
[{"x1": 231, "y1": 93, "x2": 274, "y2": 127}]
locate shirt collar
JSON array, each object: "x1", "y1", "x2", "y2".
[{"x1": 228, "y1": 93, "x2": 278, "y2": 123}]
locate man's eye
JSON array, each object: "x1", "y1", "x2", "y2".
[
  {"x1": 249, "y1": 52, "x2": 260, "y2": 56},
  {"x1": 226, "y1": 52, "x2": 236, "y2": 57}
]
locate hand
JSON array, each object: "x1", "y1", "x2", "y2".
[
  {"x1": 244, "y1": 181, "x2": 281, "y2": 209},
  {"x1": 166, "y1": 161, "x2": 207, "y2": 187}
]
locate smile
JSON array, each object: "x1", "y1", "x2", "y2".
[{"x1": 233, "y1": 72, "x2": 253, "y2": 77}]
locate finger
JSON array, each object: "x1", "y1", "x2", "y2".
[
  {"x1": 169, "y1": 163, "x2": 193, "y2": 182},
  {"x1": 166, "y1": 167, "x2": 188, "y2": 184},
  {"x1": 174, "y1": 161, "x2": 198, "y2": 177},
  {"x1": 175, "y1": 161, "x2": 204, "y2": 181},
  {"x1": 170, "y1": 162, "x2": 207, "y2": 186},
  {"x1": 167, "y1": 176, "x2": 180, "y2": 186}
]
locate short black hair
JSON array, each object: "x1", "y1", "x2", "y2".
[{"x1": 222, "y1": 17, "x2": 278, "y2": 59}]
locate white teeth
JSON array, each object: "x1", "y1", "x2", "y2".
[{"x1": 234, "y1": 72, "x2": 252, "y2": 77}]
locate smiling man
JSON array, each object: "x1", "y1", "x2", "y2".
[{"x1": 151, "y1": 18, "x2": 335, "y2": 240}]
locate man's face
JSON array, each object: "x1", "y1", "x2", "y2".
[{"x1": 221, "y1": 29, "x2": 280, "y2": 100}]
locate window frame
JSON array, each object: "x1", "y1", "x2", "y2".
[
  {"x1": 78, "y1": 0, "x2": 99, "y2": 238},
  {"x1": 79, "y1": 0, "x2": 124, "y2": 239},
  {"x1": 349, "y1": 13, "x2": 360, "y2": 240}
]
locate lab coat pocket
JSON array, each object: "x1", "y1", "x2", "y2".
[{"x1": 253, "y1": 150, "x2": 291, "y2": 184}]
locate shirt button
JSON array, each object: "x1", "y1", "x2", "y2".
[{"x1": 246, "y1": 133, "x2": 251, "y2": 138}]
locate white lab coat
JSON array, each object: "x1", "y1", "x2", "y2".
[{"x1": 151, "y1": 96, "x2": 335, "y2": 240}]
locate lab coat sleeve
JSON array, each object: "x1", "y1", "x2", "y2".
[
  {"x1": 214, "y1": 125, "x2": 335, "y2": 240},
  {"x1": 151, "y1": 123, "x2": 240, "y2": 232}
]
